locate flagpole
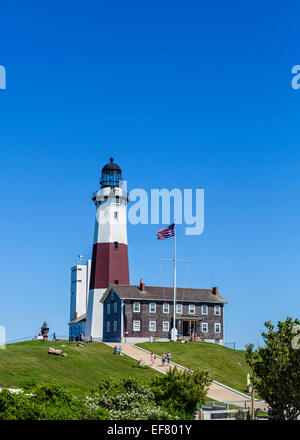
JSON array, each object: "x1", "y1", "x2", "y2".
[{"x1": 172, "y1": 220, "x2": 176, "y2": 341}]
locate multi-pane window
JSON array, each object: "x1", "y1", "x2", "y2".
[
  {"x1": 113, "y1": 321, "x2": 117, "y2": 332},
  {"x1": 107, "y1": 321, "x2": 110, "y2": 332},
  {"x1": 107, "y1": 303, "x2": 111, "y2": 314},
  {"x1": 163, "y1": 303, "x2": 169, "y2": 313},
  {"x1": 202, "y1": 322, "x2": 208, "y2": 332},
  {"x1": 214, "y1": 305, "x2": 221, "y2": 316},
  {"x1": 201, "y1": 305, "x2": 208, "y2": 315},
  {"x1": 176, "y1": 303, "x2": 182, "y2": 314},
  {"x1": 133, "y1": 321, "x2": 140, "y2": 331},
  {"x1": 114, "y1": 302, "x2": 117, "y2": 313},
  {"x1": 114, "y1": 212, "x2": 118, "y2": 219},
  {"x1": 149, "y1": 303, "x2": 156, "y2": 313},
  {"x1": 149, "y1": 321, "x2": 156, "y2": 332},
  {"x1": 163, "y1": 321, "x2": 169, "y2": 332},
  {"x1": 189, "y1": 304, "x2": 195, "y2": 314},
  {"x1": 215, "y1": 323, "x2": 221, "y2": 333},
  {"x1": 133, "y1": 302, "x2": 140, "y2": 312}
]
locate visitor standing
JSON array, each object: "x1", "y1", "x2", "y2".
[
  {"x1": 167, "y1": 351, "x2": 171, "y2": 364},
  {"x1": 161, "y1": 353, "x2": 166, "y2": 367},
  {"x1": 151, "y1": 352, "x2": 155, "y2": 365}
]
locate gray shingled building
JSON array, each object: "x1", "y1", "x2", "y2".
[{"x1": 101, "y1": 279, "x2": 227, "y2": 344}]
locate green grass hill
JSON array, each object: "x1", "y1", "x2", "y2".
[
  {"x1": 0, "y1": 340, "x2": 250, "y2": 395},
  {"x1": 137, "y1": 341, "x2": 250, "y2": 394},
  {"x1": 0, "y1": 340, "x2": 158, "y2": 393}
]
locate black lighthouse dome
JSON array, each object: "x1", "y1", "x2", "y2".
[{"x1": 100, "y1": 157, "x2": 122, "y2": 188}]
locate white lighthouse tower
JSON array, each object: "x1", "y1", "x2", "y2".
[{"x1": 86, "y1": 158, "x2": 129, "y2": 340}]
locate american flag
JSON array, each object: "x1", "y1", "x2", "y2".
[{"x1": 156, "y1": 223, "x2": 175, "y2": 240}]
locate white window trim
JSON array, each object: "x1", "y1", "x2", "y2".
[
  {"x1": 149, "y1": 303, "x2": 156, "y2": 313},
  {"x1": 201, "y1": 305, "x2": 208, "y2": 315},
  {"x1": 176, "y1": 303, "x2": 182, "y2": 314},
  {"x1": 163, "y1": 321, "x2": 169, "y2": 332},
  {"x1": 133, "y1": 320, "x2": 140, "y2": 332},
  {"x1": 163, "y1": 303, "x2": 169, "y2": 314},
  {"x1": 201, "y1": 322, "x2": 208, "y2": 333},
  {"x1": 149, "y1": 321, "x2": 156, "y2": 332},
  {"x1": 133, "y1": 302, "x2": 141, "y2": 313},
  {"x1": 189, "y1": 304, "x2": 195, "y2": 315},
  {"x1": 214, "y1": 305, "x2": 221, "y2": 316},
  {"x1": 215, "y1": 323, "x2": 221, "y2": 333}
]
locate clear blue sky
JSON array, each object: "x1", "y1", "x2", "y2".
[{"x1": 1, "y1": 1, "x2": 300, "y2": 348}]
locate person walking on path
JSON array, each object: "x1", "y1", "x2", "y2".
[
  {"x1": 167, "y1": 351, "x2": 171, "y2": 364},
  {"x1": 113, "y1": 345, "x2": 117, "y2": 354},
  {"x1": 161, "y1": 353, "x2": 166, "y2": 367},
  {"x1": 52, "y1": 332, "x2": 56, "y2": 341},
  {"x1": 151, "y1": 352, "x2": 156, "y2": 365},
  {"x1": 118, "y1": 345, "x2": 122, "y2": 356}
]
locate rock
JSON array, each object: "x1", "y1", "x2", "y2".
[
  {"x1": 138, "y1": 359, "x2": 145, "y2": 367},
  {"x1": 61, "y1": 353, "x2": 67, "y2": 357},
  {"x1": 48, "y1": 348, "x2": 63, "y2": 356},
  {"x1": 77, "y1": 342, "x2": 85, "y2": 347},
  {"x1": 61, "y1": 345, "x2": 66, "y2": 347}
]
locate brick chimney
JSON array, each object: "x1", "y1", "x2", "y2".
[
  {"x1": 139, "y1": 278, "x2": 145, "y2": 292},
  {"x1": 212, "y1": 286, "x2": 219, "y2": 296},
  {"x1": 74, "y1": 312, "x2": 78, "y2": 320}
]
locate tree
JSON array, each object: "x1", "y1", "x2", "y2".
[
  {"x1": 150, "y1": 367, "x2": 211, "y2": 418},
  {"x1": 246, "y1": 317, "x2": 300, "y2": 420}
]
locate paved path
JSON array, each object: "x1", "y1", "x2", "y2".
[{"x1": 105, "y1": 342, "x2": 267, "y2": 410}]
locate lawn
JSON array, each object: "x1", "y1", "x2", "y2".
[
  {"x1": 0, "y1": 340, "x2": 159, "y2": 393},
  {"x1": 137, "y1": 341, "x2": 250, "y2": 394}
]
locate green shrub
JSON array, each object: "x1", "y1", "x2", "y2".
[{"x1": 150, "y1": 367, "x2": 211, "y2": 419}]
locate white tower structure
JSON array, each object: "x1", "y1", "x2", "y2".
[
  {"x1": 85, "y1": 158, "x2": 129, "y2": 341},
  {"x1": 68, "y1": 258, "x2": 91, "y2": 339}
]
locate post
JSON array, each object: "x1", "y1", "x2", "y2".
[
  {"x1": 251, "y1": 385, "x2": 255, "y2": 420},
  {"x1": 172, "y1": 221, "x2": 176, "y2": 341}
]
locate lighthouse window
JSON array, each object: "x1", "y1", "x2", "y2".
[
  {"x1": 116, "y1": 196, "x2": 120, "y2": 204},
  {"x1": 114, "y1": 241, "x2": 119, "y2": 249},
  {"x1": 114, "y1": 212, "x2": 118, "y2": 219}
]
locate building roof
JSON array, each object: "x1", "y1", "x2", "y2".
[
  {"x1": 103, "y1": 285, "x2": 227, "y2": 304},
  {"x1": 68, "y1": 313, "x2": 86, "y2": 325}
]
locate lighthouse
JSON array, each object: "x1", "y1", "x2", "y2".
[{"x1": 86, "y1": 158, "x2": 129, "y2": 340}]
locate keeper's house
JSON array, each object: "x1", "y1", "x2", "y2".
[{"x1": 101, "y1": 279, "x2": 227, "y2": 344}]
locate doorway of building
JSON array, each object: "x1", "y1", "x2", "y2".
[{"x1": 182, "y1": 320, "x2": 197, "y2": 337}]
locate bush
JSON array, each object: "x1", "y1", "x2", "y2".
[
  {"x1": 88, "y1": 377, "x2": 176, "y2": 420},
  {"x1": 150, "y1": 367, "x2": 211, "y2": 419}
]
